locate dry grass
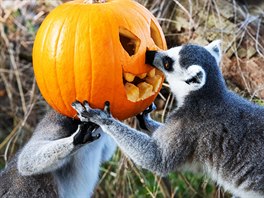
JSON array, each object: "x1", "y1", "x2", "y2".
[{"x1": 0, "y1": 0, "x2": 264, "y2": 197}]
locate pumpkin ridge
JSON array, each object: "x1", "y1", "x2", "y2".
[
  {"x1": 35, "y1": 20, "x2": 61, "y2": 113},
  {"x1": 89, "y1": 6, "x2": 113, "y2": 108},
  {"x1": 127, "y1": 1, "x2": 166, "y2": 50},
  {"x1": 72, "y1": 5, "x2": 83, "y2": 105},
  {"x1": 126, "y1": 6, "x2": 147, "y2": 60},
  {"x1": 106, "y1": 8, "x2": 116, "y2": 107},
  {"x1": 126, "y1": 2, "x2": 153, "y2": 51},
  {"x1": 107, "y1": 4, "x2": 132, "y2": 113},
  {"x1": 134, "y1": 6, "x2": 167, "y2": 50},
  {"x1": 88, "y1": 8, "x2": 93, "y2": 105},
  {"x1": 130, "y1": 4, "x2": 150, "y2": 47},
  {"x1": 126, "y1": 0, "x2": 151, "y2": 24},
  {"x1": 111, "y1": 3, "x2": 146, "y2": 74},
  {"x1": 119, "y1": 9, "x2": 132, "y2": 56},
  {"x1": 107, "y1": 4, "x2": 140, "y2": 117},
  {"x1": 54, "y1": 17, "x2": 72, "y2": 114},
  {"x1": 105, "y1": 5, "x2": 122, "y2": 109},
  {"x1": 125, "y1": 14, "x2": 142, "y2": 59}
]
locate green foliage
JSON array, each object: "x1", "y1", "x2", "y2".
[
  {"x1": 95, "y1": 149, "x2": 218, "y2": 198},
  {"x1": 0, "y1": 161, "x2": 4, "y2": 170},
  {"x1": 253, "y1": 99, "x2": 264, "y2": 106}
]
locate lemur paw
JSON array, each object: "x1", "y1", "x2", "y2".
[
  {"x1": 136, "y1": 103, "x2": 156, "y2": 130},
  {"x1": 72, "y1": 101, "x2": 113, "y2": 125},
  {"x1": 73, "y1": 122, "x2": 100, "y2": 145}
]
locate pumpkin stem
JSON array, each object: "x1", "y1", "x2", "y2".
[{"x1": 84, "y1": 0, "x2": 106, "y2": 3}]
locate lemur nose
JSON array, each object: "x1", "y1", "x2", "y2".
[{"x1": 145, "y1": 50, "x2": 158, "y2": 66}]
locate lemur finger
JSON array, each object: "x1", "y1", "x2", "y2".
[
  {"x1": 83, "y1": 100, "x2": 91, "y2": 110},
  {"x1": 72, "y1": 101, "x2": 85, "y2": 114},
  {"x1": 73, "y1": 123, "x2": 88, "y2": 145},
  {"x1": 104, "y1": 101, "x2": 111, "y2": 116}
]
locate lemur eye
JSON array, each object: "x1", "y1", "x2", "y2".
[{"x1": 162, "y1": 56, "x2": 174, "y2": 71}]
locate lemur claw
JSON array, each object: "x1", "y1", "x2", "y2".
[
  {"x1": 72, "y1": 101, "x2": 86, "y2": 120},
  {"x1": 83, "y1": 100, "x2": 91, "y2": 110},
  {"x1": 73, "y1": 122, "x2": 100, "y2": 145},
  {"x1": 72, "y1": 101, "x2": 85, "y2": 112},
  {"x1": 103, "y1": 101, "x2": 111, "y2": 116}
]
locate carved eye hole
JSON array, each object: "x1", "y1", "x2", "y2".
[
  {"x1": 119, "y1": 27, "x2": 141, "y2": 57},
  {"x1": 150, "y1": 20, "x2": 164, "y2": 49}
]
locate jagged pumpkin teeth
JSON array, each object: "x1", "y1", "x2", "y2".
[
  {"x1": 124, "y1": 72, "x2": 135, "y2": 82},
  {"x1": 138, "y1": 73, "x2": 147, "y2": 79},
  {"x1": 125, "y1": 82, "x2": 139, "y2": 102},
  {"x1": 123, "y1": 69, "x2": 163, "y2": 102},
  {"x1": 146, "y1": 75, "x2": 162, "y2": 92},
  {"x1": 138, "y1": 82, "x2": 153, "y2": 100},
  {"x1": 147, "y1": 68, "x2": 155, "y2": 77}
]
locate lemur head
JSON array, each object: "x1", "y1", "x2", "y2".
[{"x1": 146, "y1": 40, "x2": 226, "y2": 108}]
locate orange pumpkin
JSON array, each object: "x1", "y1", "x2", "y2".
[{"x1": 33, "y1": 0, "x2": 167, "y2": 120}]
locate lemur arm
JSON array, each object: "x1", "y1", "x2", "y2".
[
  {"x1": 72, "y1": 101, "x2": 192, "y2": 175},
  {"x1": 18, "y1": 110, "x2": 99, "y2": 176}
]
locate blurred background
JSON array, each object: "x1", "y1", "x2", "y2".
[{"x1": 0, "y1": 0, "x2": 263, "y2": 197}]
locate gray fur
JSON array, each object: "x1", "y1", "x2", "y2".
[
  {"x1": 0, "y1": 110, "x2": 116, "y2": 198},
  {"x1": 72, "y1": 41, "x2": 264, "y2": 198}
]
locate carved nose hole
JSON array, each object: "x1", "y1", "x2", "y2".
[
  {"x1": 150, "y1": 20, "x2": 163, "y2": 49},
  {"x1": 119, "y1": 27, "x2": 140, "y2": 57}
]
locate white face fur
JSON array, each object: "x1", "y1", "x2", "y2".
[{"x1": 159, "y1": 40, "x2": 222, "y2": 108}]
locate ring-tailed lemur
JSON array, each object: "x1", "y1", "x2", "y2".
[
  {"x1": 72, "y1": 40, "x2": 264, "y2": 198},
  {"x1": 0, "y1": 110, "x2": 116, "y2": 198}
]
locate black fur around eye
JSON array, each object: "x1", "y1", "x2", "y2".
[{"x1": 162, "y1": 56, "x2": 174, "y2": 71}]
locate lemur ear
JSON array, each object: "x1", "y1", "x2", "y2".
[
  {"x1": 205, "y1": 40, "x2": 222, "y2": 65},
  {"x1": 185, "y1": 65, "x2": 206, "y2": 88}
]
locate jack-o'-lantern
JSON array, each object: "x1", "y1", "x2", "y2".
[{"x1": 33, "y1": 0, "x2": 167, "y2": 120}]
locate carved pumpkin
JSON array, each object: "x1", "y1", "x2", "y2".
[{"x1": 33, "y1": 0, "x2": 167, "y2": 120}]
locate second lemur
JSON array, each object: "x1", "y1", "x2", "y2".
[
  {"x1": 0, "y1": 110, "x2": 116, "y2": 198},
  {"x1": 72, "y1": 40, "x2": 264, "y2": 198}
]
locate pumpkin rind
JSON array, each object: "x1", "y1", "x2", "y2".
[{"x1": 33, "y1": 0, "x2": 167, "y2": 120}]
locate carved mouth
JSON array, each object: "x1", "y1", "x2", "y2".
[{"x1": 123, "y1": 68, "x2": 162, "y2": 102}]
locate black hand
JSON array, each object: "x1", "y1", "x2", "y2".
[
  {"x1": 136, "y1": 103, "x2": 156, "y2": 130},
  {"x1": 73, "y1": 122, "x2": 100, "y2": 145}
]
